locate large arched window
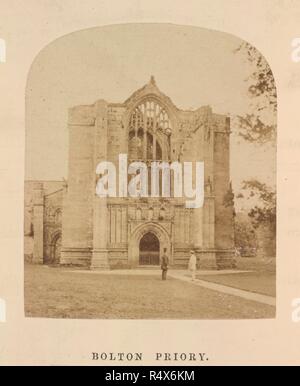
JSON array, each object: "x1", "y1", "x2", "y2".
[{"x1": 128, "y1": 99, "x2": 172, "y2": 161}]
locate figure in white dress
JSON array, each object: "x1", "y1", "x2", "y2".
[{"x1": 188, "y1": 250, "x2": 197, "y2": 281}]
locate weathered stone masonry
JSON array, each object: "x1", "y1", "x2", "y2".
[{"x1": 28, "y1": 77, "x2": 235, "y2": 269}]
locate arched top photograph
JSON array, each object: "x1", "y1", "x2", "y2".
[{"x1": 24, "y1": 23, "x2": 276, "y2": 321}]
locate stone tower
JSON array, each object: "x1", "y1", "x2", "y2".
[{"x1": 60, "y1": 77, "x2": 235, "y2": 269}]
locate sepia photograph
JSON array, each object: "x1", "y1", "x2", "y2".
[{"x1": 24, "y1": 23, "x2": 276, "y2": 320}]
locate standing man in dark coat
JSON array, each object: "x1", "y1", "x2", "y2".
[{"x1": 161, "y1": 248, "x2": 169, "y2": 281}]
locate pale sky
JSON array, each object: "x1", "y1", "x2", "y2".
[{"x1": 25, "y1": 24, "x2": 276, "y2": 210}]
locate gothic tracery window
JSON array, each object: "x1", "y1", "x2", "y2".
[{"x1": 128, "y1": 99, "x2": 171, "y2": 161}]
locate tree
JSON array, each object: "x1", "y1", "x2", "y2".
[
  {"x1": 241, "y1": 180, "x2": 276, "y2": 233},
  {"x1": 234, "y1": 42, "x2": 277, "y2": 144},
  {"x1": 234, "y1": 215, "x2": 257, "y2": 257}
]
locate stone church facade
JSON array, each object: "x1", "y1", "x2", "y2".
[{"x1": 26, "y1": 77, "x2": 235, "y2": 269}]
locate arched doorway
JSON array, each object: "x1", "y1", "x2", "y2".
[
  {"x1": 139, "y1": 232, "x2": 160, "y2": 266},
  {"x1": 129, "y1": 222, "x2": 171, "y2": 268},
  {"x1": 51, "y1": 233, "x2": 61, "y2": 265}
]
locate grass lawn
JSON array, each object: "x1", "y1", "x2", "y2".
[
  {"x1": 197, "y1": 271, "x2": 276, "y2": 297},
  {"x1": 235, "y1": 256, "x2": 276, "y2": 273},
  {"x1": 197, "y1": 257, "x2": 276, "y2": 297},
  {"x1": 25, "y1": 265, "x2": 275, "y2": 319}
]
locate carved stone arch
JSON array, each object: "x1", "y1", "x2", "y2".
[
  {"x1": 128, "y1": 95, "x2": 176, "y2": 129},
  {"x1": 124, "y1": 82, "x2": 180, "y2": 131},
  {"x1": 125, "y1": 78, "x2": 180, "y2": 162},
  {"x1": 128, "y1": 222, "x2": 172, "y2": 267},
  {"x1": 127, "y1": 95, "x2": 174, "y2": 162},
  {"x1": 49, "y1": 230, "x2": 62, "y2": 265}
]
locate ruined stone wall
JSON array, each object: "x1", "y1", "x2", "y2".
[
  {"x1": 60, "y1": 105, "x2": 95, "y2": 266},
  {"x1": 58, "y1": 80, "x2": 235, "y2": 269},
  {"x1": 44, "y1": 189, "x2": 63, "y2": 263},
  {"x1": 213, "y1": 115, "x2": 235, "y2": 268},
  {"x1": 24, "y1": 180, "x2": 63, "y2": 263}
]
